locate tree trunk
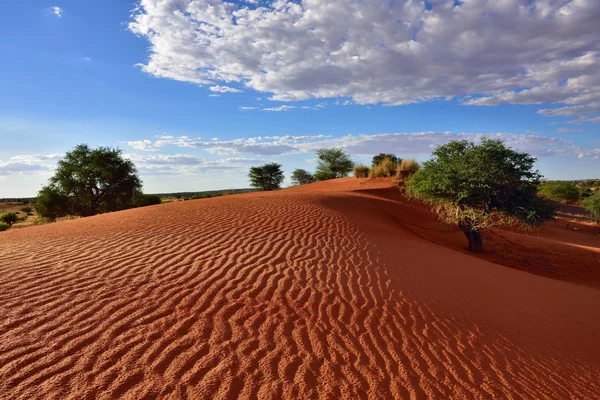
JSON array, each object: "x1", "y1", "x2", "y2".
[
  {"x1": 458, "y1": 219, "x2": 484, "y2": 252},
  {"x1": 462, "y1": 229, "x2": 484, "y2": 252}
]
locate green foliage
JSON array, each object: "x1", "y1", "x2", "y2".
[
  {"x1": 35, "y1": 185, "x2": 71, "y2": 222},
  {"x1": 133, "y1": 193, "x2": 162, "y2": 207},
  {"x1": 20, "y1": 206, "x2": 33, "y2": 214},
  {"x1": 291, "y1": 169, "x2": 316, "y2": 186},
  {"x1": 353, "y1": 164, "x2": 370, "y2": 178},
  {"x1": 249, "y1": 163, "x2": 284, "y2": 191},
  {"x1": 0, "y1": 223, "x2": 10, "y2": 232},
  {"x1": 406, "y1": 139, "x2": 556, "y2": 251},
  {"x1": 582, "y1": 191, "x2": 600, "y2": 219},
  {"x1": 0, "y1": 212, "x2": 19, "y2": 227},
  {"x1": 314, "y1": 148, "x2": 354, "y2": 181},
  {"x1": 372, "y1": 153, "x2": 400, "y2": 167},
  {"x1": 37, "y1": 144, "x2": 142, "y2": 219},
  {"x1": 538, "y1": 181, "x2": 580, "y2": 203}
]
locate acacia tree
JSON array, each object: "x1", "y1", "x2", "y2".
[
  {"x1": 291, "y1": 169, "x2": 315, "y2": 186},
  {"x1": 0, "y1": 213, "x2": 19, "y2": 228},
  {"x1": 314, "y1": 148, "x2": 354, "y2": 181},
  {"x1": 406, "y1": 139, "x2": 555, "y2": 252},
  {"x1": 36, "y1": 144, "x2": 142, "y2": 220},
  {"x1": 249, "y1": 163, "x2": 284, "y2": 191}
]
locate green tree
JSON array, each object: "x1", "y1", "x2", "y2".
[
  {"x1": 538, "y1": 182, "x2": 580, "y2": 203},
  {"x1": 314, "y1": 148, "x2": 354, "y2": 181},
  {"x1": 406, "y1": 139, "x2": 555, "y2": 252},
  {"x1": 582, "y1": 191, "x2": 600, "y2": 219},
  {"x1": 0, "y1": 213, "x2": 19, "y2": 228},
  {"x1": 249, "y1": 163, "x2": 284, "y2": 191},
  {"x1": 291, "y1": 169, "x2": 316, "y2": 186},
  {"x1": 372, "y1": 153, "x2": 400, "y2": 167},
  {"x1": 36, "y1": 144, "x2": 142, "y2": 219}
]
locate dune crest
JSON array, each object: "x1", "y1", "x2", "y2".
[{"x1": 1, "y1": 178, "x2": 599, "y2": 399}]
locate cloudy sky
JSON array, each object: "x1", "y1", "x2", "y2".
[{"x1": 1, "y1": 0, "x2": 599, "y2": 197}]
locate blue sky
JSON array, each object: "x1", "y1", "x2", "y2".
[{"x1": 1, "y1": 0, "x2": 599, "y2": 197}]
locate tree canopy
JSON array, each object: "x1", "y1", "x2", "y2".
[
  {"x1": 36, "y1": 144, "x2": 142, "y2": 220},
  {"x1": 406, "y1": 138, "x2": 555, "y2": 252},
  {"x1": 582, "y1": 191, "x2": 600, "y2": 219},
  {"x1": 291, "y1": 169, "x2": 316, "y2": 186},
  {"x1": 0, "y1": 213, "x2": 19, "y2": 228},
  {"x1": 248, "y1": 163, "x2": 284, "y2": 191},
  {"x1": 314, "y1": 148, "x2": 354, "y2": 181}
]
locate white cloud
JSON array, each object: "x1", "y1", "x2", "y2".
[
  {"x1": 126, "y1": 154, "x2": 268, "y2": 176},
  {"x1": 209, "y1": 85, "x2": 242, "y2": 93},
  {"x1": 261, "y1": 105, "x2": 295, "y2": 112},
  {"x1": 129, "y1": 0, "x2": 600, "y2": 122},
  {"x1": 0, "y1": 154, "x2": 62, "y2": 177},
  {"x1": 125, "y1": 132, "x2": 599, "y2": 159},
  {"x1": 47, "y1": 6, "x2": 62, "y2": 17}
]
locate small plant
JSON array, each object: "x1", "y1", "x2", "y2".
[
  {"x1": 0, "y1": 213, "x2": 19, "y2": 228},
  {"x1": 21, "y1": 206, "x2": 33, "y2": 213},
  {"x1": 582, "y1": 191, "x2": 600, "y2": 219},
  {"x1": 0, "y1": 222, "x2": 10, "y2": 232},
  {"x1": 369, "y1": 157, "x2": 397, "y2": 178},
  {"x1": 353, "y1": 164, "x2": 370, "y2": 178},
  {"x1": 396, "y1": 159, "x2": 420, "y2": 179},
  {"x1": 372, "y1": 153, "x2": 400, "y2": 167},
  {"x1": 538, "y1": 182, "x2": 580, "y2": 203}
]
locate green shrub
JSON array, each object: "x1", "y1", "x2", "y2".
[
  {"x1": 0, "y1": 222, "x2": 10, "y2": 232},
  {"x1": 291, "y1": 169, "x2": 316, "y2": 185},
  {"x1": 353, "y1": 164, "x2": 370, "y2": 178},
  {"x1": 582, "y1": 191, "x2": 600, "y2": 219},
  {"x1": 0, "y1": 213, "x2": 19, "y2": 227},
  {"x1": 20, "y1": 206, "x2": 33, "y2": 214},
  {"x1": 369, "y1": 157, "x2": 397, "y2": 178},
  {"x1": 372, "y1": 153, "x2": 400, "y2": 167},
  {"x1": 396, "y1": 159, "x2": 420, "y2": 179},
  {"x1": 133, "y1": 193, "x2": 162, "y2": 207},
  {"x1": 538, "y1": 182, "x2": 580, "y2": 203}
]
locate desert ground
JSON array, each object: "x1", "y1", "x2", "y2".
[{"x1": 0, "y1": 178, "x2": 599, "y2": 399}]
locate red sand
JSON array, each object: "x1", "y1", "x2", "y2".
[{"x1": 0, "y1": 178, "x2": 599, "y2": 399}]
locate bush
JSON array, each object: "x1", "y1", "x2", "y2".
[
  {"x1": 396, "y1": 159, "x2": 420, "y2": 179},
  {"x1": 291, "y1": 169, "x2": 316, "y2": 185},
  {"x1": 372, "y1": 153, "x2": 400, "y2": 167},
  {"x1": 369, "y1": 157, "x2": 397, "y2": 178},
  {"x1": 21, "y1": 206, "x2": 33, "y2": 214},
  {"x1": 538, "y1": 182, "x2": 580, "y2": 203},
  {"x1": 582, "y1": 191, "x2": 600, "y2": 219},
  {"x1": 0, "y1": 222, "x2": 10, "y2": 232},
  {"x1": 0, "y1": 213, "x2": 19, "y2": 228},
  {"x1": 406, "y1": 139, "x2": 555, "y2": 252},
  {"x1": 353, "y1": 164, "x2": 370, "y2": 178},
  {"x1": 133, "y1": 193, "x2": 162, "y2": 207}
]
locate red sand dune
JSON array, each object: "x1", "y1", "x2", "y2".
[{"x1": 0, "y1": 178, "x2": 599, "y2": 399}]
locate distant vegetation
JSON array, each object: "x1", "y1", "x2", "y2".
[
  {"x1": 583, "y1": 191, "x2": 600, "y2": 219},
  {"x1": 372, "y1": 153, "x2": 401, "y2": 167},
  {"x1": 35, "y1": 144, "x2": 156, "y2": 222},
  {"x1": 370, "y1": 156, "x2": 397, "y2": 178},
  {"x1": 538, "y1": 181, "x2": 580, "y2": 203},
  {"x1": 249, "y1": 163, "x2": 284, "y2": 191},
  {"x1": 353, "y1": 164, "x2": 370, "y2": 178},
  {"x1": 291, "y1": 169, "x2": 316, "y2": 186},
  {"x1": 406, "y1": 138, "x2": 556, "y2": 252}
]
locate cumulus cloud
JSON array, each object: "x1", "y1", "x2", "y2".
[
  {"x1": 126, "y1": 132, "x2": 599, "y2": 159},
  {"x1": 126, "y1": 154, "x2": 267, "y2": 176},
  {"x1": 0, "y1": 154, "x2": 62, "y2": 177},
  {"x1": 47, "y1": 6, "x2": 62, "y2": 17},
  {"x1": 129, "y1": 0, "x2": 600, "y2": 122}
]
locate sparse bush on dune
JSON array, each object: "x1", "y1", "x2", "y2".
[
  {"x1": 0, "y1": 222, "x2": 10, "y2": 232},
  {"x1": 538, "y1": 182, "x2": 580, "y2": 203},
  {"x1": 372, "y1": 153, "x2": 400, "y2": 167},
  {"x1": 396, "y1": 159, "x2": 420, "y2": 180},
  {"x1": 291, "y1": 169, "x2": 316, "y2": 185},
  {"x1": 314, "y1": 148, "x2": 354, "y2": 180},
  {"x1": 582, "y1": 191, "x2": 600, "y2": 219},
  {"x1": 133, "y1": 193, "x2": 162, "y2": 207},
  {"x1": 353, "y1": 164, "x2": 370, "y2": 178},
  {"x1": 369, "y1": 156, "x2": 397, "y2": 178}
]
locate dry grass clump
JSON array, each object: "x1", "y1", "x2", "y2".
[
  {"x1": 353, "y1": 164, "x2": 370, "y2": 178},
  {"x1": 370, "y1": 157, "x2": 398, "y2": 178},
  {"x1": 396, "y1": 159, "x2": 420, "y2": 180}
]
